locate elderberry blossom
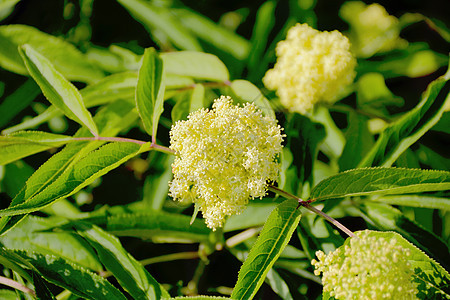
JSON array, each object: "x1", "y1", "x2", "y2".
[
  {"x1": 311, "y1": 230, "x2": 418, "y2": 300},
  {"x1": 340, "y1": 1, "x2": 407, "y2": 57},
  {"x1": 263, "y1": 23, "x2": 356, "y2": 114},
  {"x1": 169, "y1": 96, "x2": 284, "y2": 230}
]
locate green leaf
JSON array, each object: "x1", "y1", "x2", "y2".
[
  {"x1": 229, "y1": 80, "x2": 275, "y2": 119},
  {"x1": 359, "y1": 72, "x2": 449, "y2": 167},
  {"x1": 1, "y1": 160, "x2": 34, "y2": 197},
  {"x1": 171, "y1": 297, "x2": 230, "y2": 300},
  {"x1": 247, "y1": 1, "x2": 276, "y2": 79},
  {"x1": 171, "y1": 84, "x2": 205, "y2": 123},
  {"x1": 356, "y1": 72, "x2": 404, "y2": 114},
  {"x1": 172, "y1": 8, "x2": 250, "y2": 60},
  {"x1": 142, "y1": 153, "x2": 174, "y2": 210},
  {"x1": 161, "y1": 51, "x2": 229, "y2": 82},
  {"x1": 371, "y1": 195, "x2": 450, "y2": 210},
  {"x1": 0, "y1": 142, "x2": 148, "y2": 217},
  {"x1": 282, "y1": 113, "x2": 325, "y2": 197},
  {"x1": 19, "y1": 44, "x2": 98, "y2": 136},
  {"x1": 32, "y1": 270, "x2": 56, "y2": 300},
  {"x1": 309, "y1": 167, "x2": 450, "y2": 202},
  {"x1": 11, "y1": 249, "x2": 127, "y2": 300},
  {"x1": 116, "y1": 0, "x2": 201, "y2": 51},
  {"x1": 338, "y1": 113, "x2": 373, "y2": 171},
  {"x1": 231, "y1": 199, "x2": 301, "y2": 300},
  {"x1": 297, "y1": 214, "x2": 344, "y2": 261},
  {"x1": 0, "y1": 0, "x2": 20, "y2": 21},
  {"x1": 0, "y1": 24, "x2": 103, "y2": 83},
  {"x1": 73, "y1": 222, "x2": 169, "y2": 299},
  {"x1": 0, "y1": 290, "x2": 18, "y2": 300},
  {"x1": 0, "y1": 215, "x2": 102, "y2": 271},
  {"x1": 2, "y1": 72, "x2": 138, "y2": 135},
  {"x1": 224, "y1": 203, "x2": 278, "y2": 232},
  {"x1": 0, "y1": 131, "x2": 73, "y2": 165},
  {"x1": 136, "y1": 47, "x2": 165, "y2": 138},
  {"x1": 359, "y1": 202, "x2": 450, "y2": 269},
  {"x1": 356, "y1": 44, "x2": 448, "y2": 79},
  {"x1": 0, "y1": 100, "x2": 138, "y2": 235},
  {"x1": 104, "y1": 211, "x2": 210, "y2": 244},
  {"x1": 81, "y1": 71, "x2": 137, "y2": 107},
  {"x1": 0, "y1": 79, "x2": 40, "y2": 128},
  {"x1": 265, "y1": 269, "x2": 293, "y2": 300}
]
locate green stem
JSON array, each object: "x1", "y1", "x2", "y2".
[
  {"x1": 0, "y1": 275, "x2": 35, "y2": 296},
  {"x1": 268, "y1": 185, "x2": 355, "y2": 238},
  {"x1": 226, "y1": 227, "x2": 261, "y2": 248}
]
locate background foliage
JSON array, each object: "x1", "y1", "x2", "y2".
[{"x1": 0, "y1": 0, "x2": 449, "y2": 299}]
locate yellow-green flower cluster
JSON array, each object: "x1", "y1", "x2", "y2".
[
  {"x1": 263, "y1": 23, "x2": 356, "y2": 114},
  {"x1": 311, "y1": 230, "x2": 418, "y2": 299},
  {"x1": 340, "y1": 1, "x2": 407, "y2": 57},
  {"x1": 169, "y1": 96, "x2": 284, "y2": 230}
]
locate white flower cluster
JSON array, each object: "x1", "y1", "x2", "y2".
[
  {"x1": 169, "y1": 96, "x2": 284, "y2": 230},
  {"x1": 312, "y1": 230, "x2": 418, "y2": 299},
  {"x1": 263, "y1": 23, "x2": 356, "y2": 114}
]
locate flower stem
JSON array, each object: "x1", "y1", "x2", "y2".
[
  {"x1": 268, "y1": 185, "x2": 355, "y2": 238},
  {"x1": 0, "y1": 275, "x2": 35, "y2": 296}
]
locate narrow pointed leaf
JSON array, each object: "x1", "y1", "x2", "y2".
[
  {"x1": 0, "y1": 24, "x2": 103, "y2": 83},
  {"x1": 2, "y1": 72, "x2": 138, "y2": 134},
  {"x1": 171, "y1": 297, "x2": 230, "y2": 300},
  {"x1": 32, "y1": 271, "x2": 56, "y2": 300},
  {"x1": 161, "y1": 51, "x2": 229, "y2": 82},
  {"x1": 232, "y1": 199, "x2": 301, "y2": 300},
  {"x1": 371, "y1": 195, "x2": 450, "y2": 210},
  {"x1": 172, "y1": 8, "x2": 250, "y2": 60},
  {"x1": 12, "y1": 250, "x2": 127, "y2": 300},
  {"x1": 0, "y1": 142, "x2": 149, "y2": 217},
  {"x1": 104, "y1": 211, "x2": 210, "y2": 244},
  {"x1": 0, "y1": 215, "x2": 102, "y2": 271},
  {"x1": 0, "y1": 79, "x2": 40, "y2": 128},
  {"x1": 265, "y1": 269, "x2": 293, "y2": 300},
  {"x1": 0, "y1": 131, "x2": 73, "y2": 165},
  {"x1": 0, "y1": 100, "x2": 138, "y2": 235},
  {"x1": 136, "y1": 47, "x2": 165, "y2": 137},
  {"x1": 309, "y1": 167, "x2": 450, "y2": 202},
  {"x1": 358, "y1": 72, "x2": 450, "y2": 167},
  {"x1": 117, "y1": 0, "x2": 201, "y2": 51},
  {"x1": 73, "y1": 222, "x2": 169, "y2": 299},
  {"x1": 19, "y1": 44, "x2": 98, "y2": 136},
  {"x1": 230, "y1": 80, "x2": 275, "y2": 119}
]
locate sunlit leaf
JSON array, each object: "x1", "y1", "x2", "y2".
[
  {"x1": 19, "y1": 44, "x2": 98, "y2": 136},
  {"x1": 116, "y1": 0, "x2": 201, "y2": 51},
  {"x1": 309, "y1": 167, "x2": 450, "y2": 202},
  {"x1": 0, "y1": 215, "x2": 102, "y2": 271},
  {"x1": 0, "y1": 131, "x2": 73, "y2": 165},
  {"x1": 73, "y1": 222, "x2": 169, "y2": 299},
  {"x1": 136, "y1": 47, "x2": 165, "y2": 138},
  {"x1": 232, "y1": 199, "x2": 301, "y2": 300},
  {"x1": 172, "y1": 8, "x2": 250, "y2": 60},
  {"x1": 10, "y1": 249, "x2": 127, "y2": 300},
  {"x1": 161, "y1": 51, "x2": 229, "y2": 82},
  {"x1": 0, "y1": 24, "x2": 103, "y2": 83}
]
